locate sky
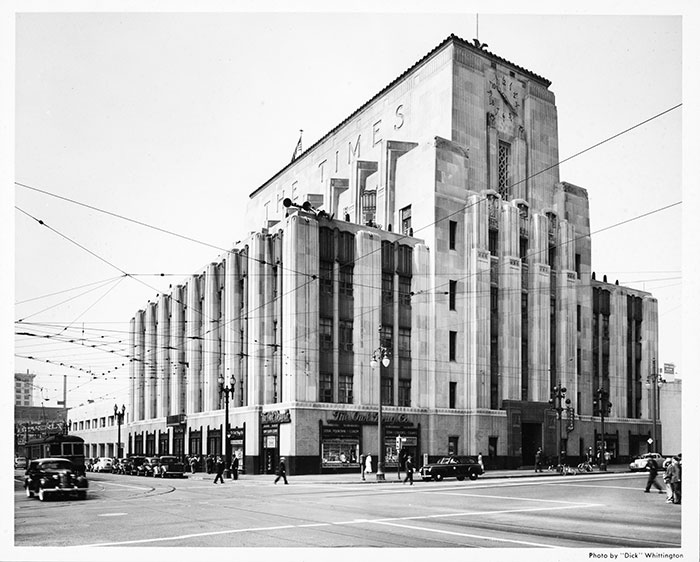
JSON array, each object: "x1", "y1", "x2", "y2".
[{"x1": 4, "y1": 8, "x2": 692, "y2": 414}]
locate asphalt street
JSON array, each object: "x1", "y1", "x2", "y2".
[{"x1": 14, "y1": 466, "x2": 682, "y2": 552}]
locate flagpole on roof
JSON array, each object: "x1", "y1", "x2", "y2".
[{"x1": 291, "y1": 129, "x2": 303, "y2": 162}]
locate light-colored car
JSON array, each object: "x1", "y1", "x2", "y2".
[
  {"x1": 629, "y1": 452, "x2": 666, "y2": 472},
  {"x1": 92, "y1": 457, "x2": 113, "y2": 472}
]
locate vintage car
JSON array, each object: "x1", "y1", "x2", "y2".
[
  {"x1": 91, "y1": 457, "x2": 113, "y2": 472},
  {"x1": 128, "y1": 456, "x2": 146, "y2": 475},
  {"x1": 419, "y1": 456, "x2": 483, "y2": 481},
  {"x1": 629, "y1": 452, "x2": 667, "y2": 472},
  {"x1": 24, "y1": 458, "x2": 88, "y2": 501},
  {"x1": 136, "y1": 457, "x2": 160, "y2": 477},
  {"x1": 155, "y1": 456, "x2": 186, "y2": 478}
]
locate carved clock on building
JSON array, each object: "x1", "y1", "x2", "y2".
[{"x1": 487, "y1": 71, "x2": 524, "y2": 134}]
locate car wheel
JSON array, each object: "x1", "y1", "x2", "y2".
[
  {"x1": 456, "y1": 475, "x2": 465, "y2": 481},
  {"x1": 434, "y1": 473, "x2": 443, "y2": 481},
  {"x1": 468, "y1": 471, "x2": 478, "y2": 480},
  {"x1": 25, "y1": 486, "x2": 34, "y2": 498},
  {"x1": 38, "y1": 488, "x2": 46, "y2": 502}
]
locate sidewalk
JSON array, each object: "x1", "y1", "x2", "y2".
[{"x1": 187, "y1": 464, "x2": 629, "y2": 485}]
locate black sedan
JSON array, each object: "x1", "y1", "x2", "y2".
[
  {"x1": 419, "y1": 456, "x2": 483, "y2": 481},
  {"x1": 24, "y1": 458, "x2": 88, "y2": 501}
]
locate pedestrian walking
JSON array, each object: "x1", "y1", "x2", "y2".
[
  {"x1": 231, "y1": 456, "x2": 239, "y2": 480},
  {"x1": 274, "y1": 457, "x2": 288, "y2": 484},
  {"x1": 360, "y1": 454, "x2": 366, "y2": 481},
  {"x1": 206, "y1": 455, "x2": 214, "y2": 474},
  {"x1": 535, "y1": 447, "x2": 543, "y2": 473},
  {"x1": 643, "y1": 456, "x2": 664, "y2": 493},
  {"x1": 365, "y1": 454, "x2": 373, "y2": 476},
  {"x1": 478, "y1": 452, "x2": 484, "y2": 472},
  {"x1": 669, "y1": 456, "x2": 681, "y2": 504},
  {"x1": 662, "y1": 458, "x2": 673, "y2": 503},
  {"x1": 403, "y1": 456, "x2": 414, "y2": 485},
  {"x1": 213, "y1": 456, "x2": 225, "y2": 484},
  {"x1": 189, "y1": 455, "x2": 197, "y2": 474}
]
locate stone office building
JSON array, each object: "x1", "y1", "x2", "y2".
[{"x1": 125, "y1": 34, "x2": 661, "y2": 474}]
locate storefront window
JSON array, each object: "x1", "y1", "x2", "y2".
[{"x1": 321, "y1": 425, "x2": 360, "y2": 469}]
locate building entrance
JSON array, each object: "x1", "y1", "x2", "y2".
[{"x1": 521, "y1": 422, "x2": 542, "y2": 467}]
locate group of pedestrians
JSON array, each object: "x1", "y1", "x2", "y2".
[{"x1": 645, "y1": 454, "x2": 681, "y2": 504}]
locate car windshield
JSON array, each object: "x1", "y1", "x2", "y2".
[
  {"x1": 437, "y1": 458, "x2": 454, "y2": 464},
  {"x1": 41, "y1": 460, "x2": 72, "y2": 471}
]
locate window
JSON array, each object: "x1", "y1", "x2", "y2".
[
  {"x1": 382, "y1": 273, "x2": 393, "y2": 304},
  {"x1": 398, "y1": 379, "x2": 411, "y2": 407},
  {"x1": 497, "y1": 141, "x2": 511, "y2": 198},
  {"x1": 398, "y1": 328, "x2": 411, "y2": 357},
  {"x1": 339, "y1": 320, "x2": 353, "y2": 352},
  {"x1": 449, "y1": 280, "x2": 457, "y2": 311},
  {"x1": 520, "y1": 237, "x2": 528, "y2": 260},
  {"x1": 449, "y1": 221, "x2": 458, "y2": 250},
  {"x1": 381, "y1": 377, "x2": 393, "y2": 406},
  {"x1": 488, "y1": 229, "x2": 498, "y2": 255},
  {"x1": 379, "y1": 325, "x2": 393, "y2": 351},
  {"x1": 449, "y1": 381, "x2": 457, "y2": 409},
  {"x1": 398, "y1": 276, "x2": 412, "y2": 307},
  {"x1": 319, "y1": 373, "x2": 333, "y2": 402},
  {"x1": 448, "y1": 436, "x2": 459, "y2": 456},
  {"x1": 549, "y1": 246, "x2": 556, "y2": 269},
  {"x1": 319, "y1": 318, "x2": 333, "y2": 351},
  {"x1": 320, "y1": 262, "x2": 333, "y2": 295},
  {"x1": 449, "y1": 331, "x2": 457, "y2": 361},
  {"x1": 400, "y1": 205, "x2": 412, "y2": 236},
  {"x1": 575, "y1": 253, "x2": 582, "y2": 279},
  {"x1": 339, "y1": 375, "x2": 353, "y2": 404},
  {"x1": 339, "y1": 266, "x2": 353, "y2": 298},
  {"x1": 577, "y1": 305, "x2": 581, "y2": 332}
]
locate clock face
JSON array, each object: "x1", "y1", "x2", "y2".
[{"x1": 487, "y1": 72, "x2": 524, "y2": 131}]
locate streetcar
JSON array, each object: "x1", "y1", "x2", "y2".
[{"x1": 24, "y1": 434, "x2": 87, "y2": 476}]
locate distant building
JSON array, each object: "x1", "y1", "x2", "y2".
[
  {"x1": 66, "y1": 402, "x2": 126, "y2": 459},
  {"x1": 95, "y1": 34, "x2": 662, "y2": 474},
  {"x1": 15, "y1": 371, "x2": 35, "y2": 407},
  {"x1": 659, "y1": 376, "x2": 681, "y2": 455}
]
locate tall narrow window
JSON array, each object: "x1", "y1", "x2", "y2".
[
  {"x1": 488, "y1": 229, "x2": 498, "y2": 255},
  {"x1": 449, "y1": 280, "x2": 457, "y2": 311},
  {"x1": 338, "y1": 375, "x2": 353, "y2": 404},
  {"x1": 398, "y1": 379, "x2": 411, "y2": 407},
  {"x1": 400, "y1": 205, "x2": 412, "y2": 236},
  {"x1": 319, "y1": 372, "x2": 333, "y2": 402},
  {"x1": 449, "y1": 331, "x2": 457, "y2": 361},
  {"x1": 449, "y1": 381, "x2": 457, "y2": 409},
  {"x1": 498, "y1": 140, "x2": 511, "y2": 198},
  {"x1": 449, "y1": 220, "x2": 457, "y2": 250}
]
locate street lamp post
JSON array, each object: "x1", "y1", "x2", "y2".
[
  {"x1": 114, "y1": 404, "x2": 125, "y2": 459},
  {"x1": 549, "y1": 383, "x2": 570, "y2": 468},
  {"x1": 594, "y1": 387, "x2": 612, "y2": 471},
  {"x1": 218, "y1": 373, "x2": 235, "y2": 479},
  {"x1": 370, "y1": 345, "x2": 391, "y2": 481},
  {"x1": 646, "y1": 358, "x2": 663, "y2": 454}
]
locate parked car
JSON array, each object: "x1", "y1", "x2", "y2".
[
  {"x1": 14, "y1": 456, "x2": 27, "y2": 469},
  {"x1": 111, "y1": 458, "x2": 127, "y2": 474},
  {"x1": 92, "y1": 457, "x2": 113, "y2": 472},
  {"x1": 629, "y1": 452, "x2": 667, "y2": 472},
  {"x1": 156, "y1": 456, "x2": 186, "y2": 478},
  {"x1": 136, "y1": 457, "x2": 160, "y2": 477},
  {"x1": 419, "y1": 456, "x2": 483, "y2": 481},
  {"x1": 24, "y1": 458, "x2": 88, "y2": 501},
  {"x1": 129, "y1": 456, "x2": 146, "y2": 475},
  {"x1": 115, "y1": 458, "x2": 133, "y2": 474}
]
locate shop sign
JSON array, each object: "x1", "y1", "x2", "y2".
[
  {"x1": 329, "y1": 410, "x2": 412, "y2": 425},
  {"x1": 265, "y1": 436, "x2": 277, "y2": 448},
  {"x1": 261, "y1": 409, "x2": 291, "y2": 424},
  {"x1": 167, "y1": 413, "x2": 187, "y2": 427},
  {"x1": 229, "y1": 426, "x2": 244, "y2": 445},
  {"x1": 322, "y1": 425, "x2": 360, "y2": 440}
]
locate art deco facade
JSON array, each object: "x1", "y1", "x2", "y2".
[{"x1": 123, "y1": 35, "x2": 661, "y2": 473}]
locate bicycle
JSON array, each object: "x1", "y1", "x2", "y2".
[{"x1": 577, "y1": 461, "x2": 593, "y2": 473}]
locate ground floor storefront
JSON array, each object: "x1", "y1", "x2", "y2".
[{"x1": 124, "y1": 403, "x2": 662, "y2": 474}]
